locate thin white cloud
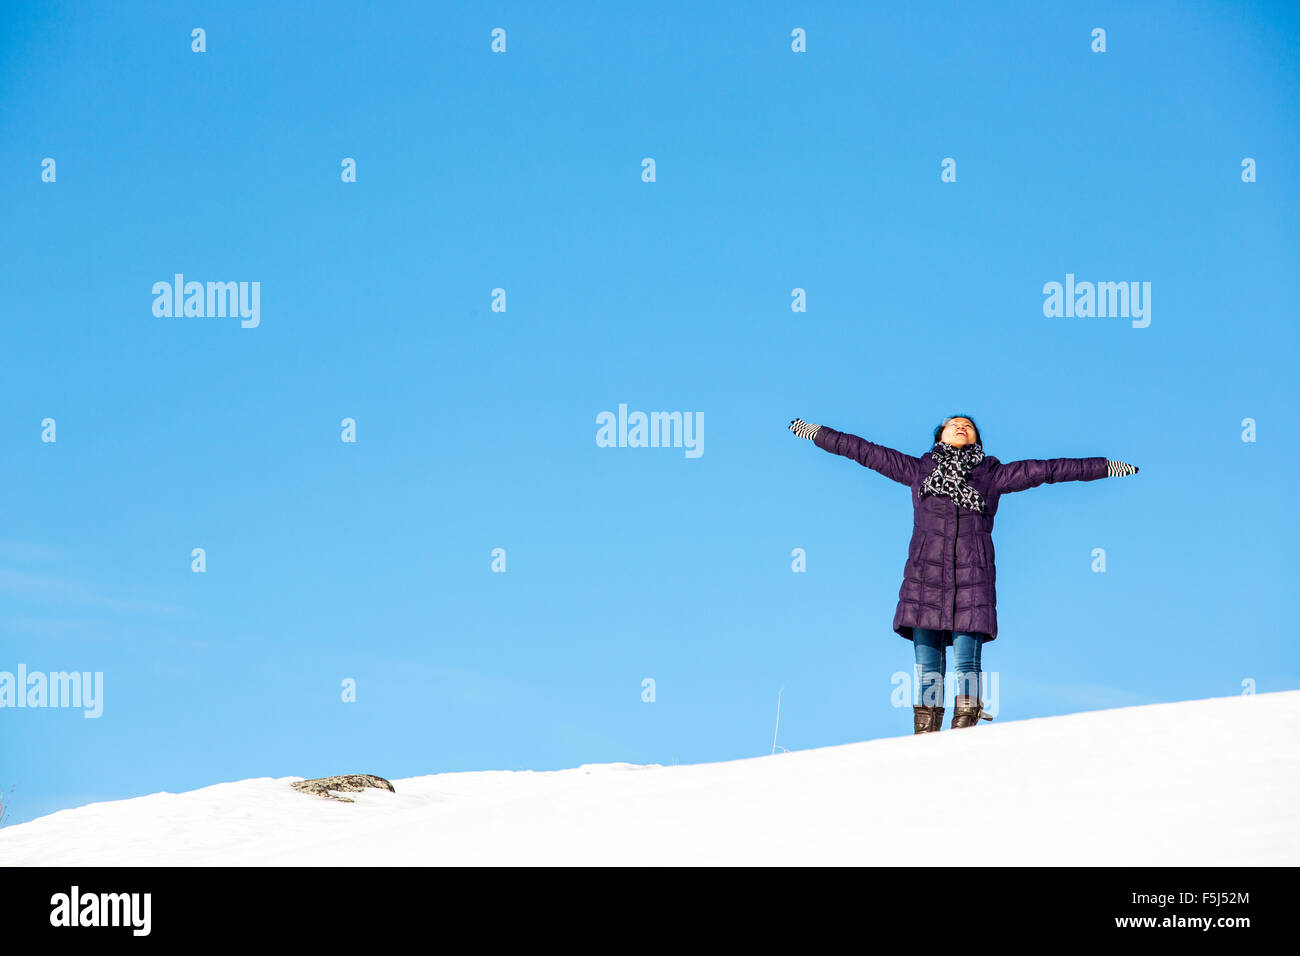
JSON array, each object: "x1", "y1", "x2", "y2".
[{"x1": 0, "y1": 567, "x2": 183, "y2": 617}]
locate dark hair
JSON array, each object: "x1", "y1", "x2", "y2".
[{"x1": 932, "y1": 414, "x2": 982, "y2": 447}]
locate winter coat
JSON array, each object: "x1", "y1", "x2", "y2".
[{"x1": 813, "y1": 426, "x2": 1109, "y2": 644}]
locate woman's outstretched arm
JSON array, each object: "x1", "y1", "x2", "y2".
[
  {"x1": 790, "y1": 419, "x2": 921, "y2": 487},
  {"x1": 993, "y1": 455, "x2": 1138, "y2": 494}
]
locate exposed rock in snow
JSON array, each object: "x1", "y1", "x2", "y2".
[{"x1": 290, "y1": 775, "x2": 396, "y2": 803}]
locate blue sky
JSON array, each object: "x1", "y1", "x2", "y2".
[{"x1": 2, "y1": 0, "x2": 1297, "y2": 824}]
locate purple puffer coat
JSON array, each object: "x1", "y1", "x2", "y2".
[{"x1": 813, "y1": 426, "x2": 1109, "y2": 645}]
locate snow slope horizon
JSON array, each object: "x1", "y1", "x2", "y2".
[{"x1": 3, "y1": 691, "x2": 1297, "y2": 866}]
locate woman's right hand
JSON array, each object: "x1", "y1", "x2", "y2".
[{"x1": 790, "y1": 419, "x2": 821, "y2": 440}]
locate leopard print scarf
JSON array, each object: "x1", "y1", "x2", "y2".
[{"x1": 921, "y1": 441, "x2": 987, "y2": 512}]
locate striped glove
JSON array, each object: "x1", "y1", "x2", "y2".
[
  {"x1": 790, "y1": 419, "x2": 821, "y2": 440},
  {"x1": 1106, "y1": 460, "x2": 1139, "y2": 478}
]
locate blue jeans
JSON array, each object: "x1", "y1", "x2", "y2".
[{"x1": 913, "y1": 628, "x2": 987, "y2": 707}]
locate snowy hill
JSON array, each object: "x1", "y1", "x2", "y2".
[{"x1": 4, "y1": 691, "x2": 1298, "y2": 866}]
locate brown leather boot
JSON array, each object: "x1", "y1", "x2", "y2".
[
  {"x1": 951, "y1": 695, "x2": 993, "y2": 728},
  {"x1": 913, "y1": 704, "x2": 944, "y2": 733}
]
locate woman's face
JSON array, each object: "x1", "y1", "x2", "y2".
[{"x1": 940, "y1": 417, "x2": 977, "y2": 448}]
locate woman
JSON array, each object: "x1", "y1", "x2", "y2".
[{"x1": 789, "y1": 415, "x2": 1138, "y2": 733}]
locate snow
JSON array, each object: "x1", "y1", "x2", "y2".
[{"x1": 3, "y1": 691, "x2": 1297, "y2": 866}]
